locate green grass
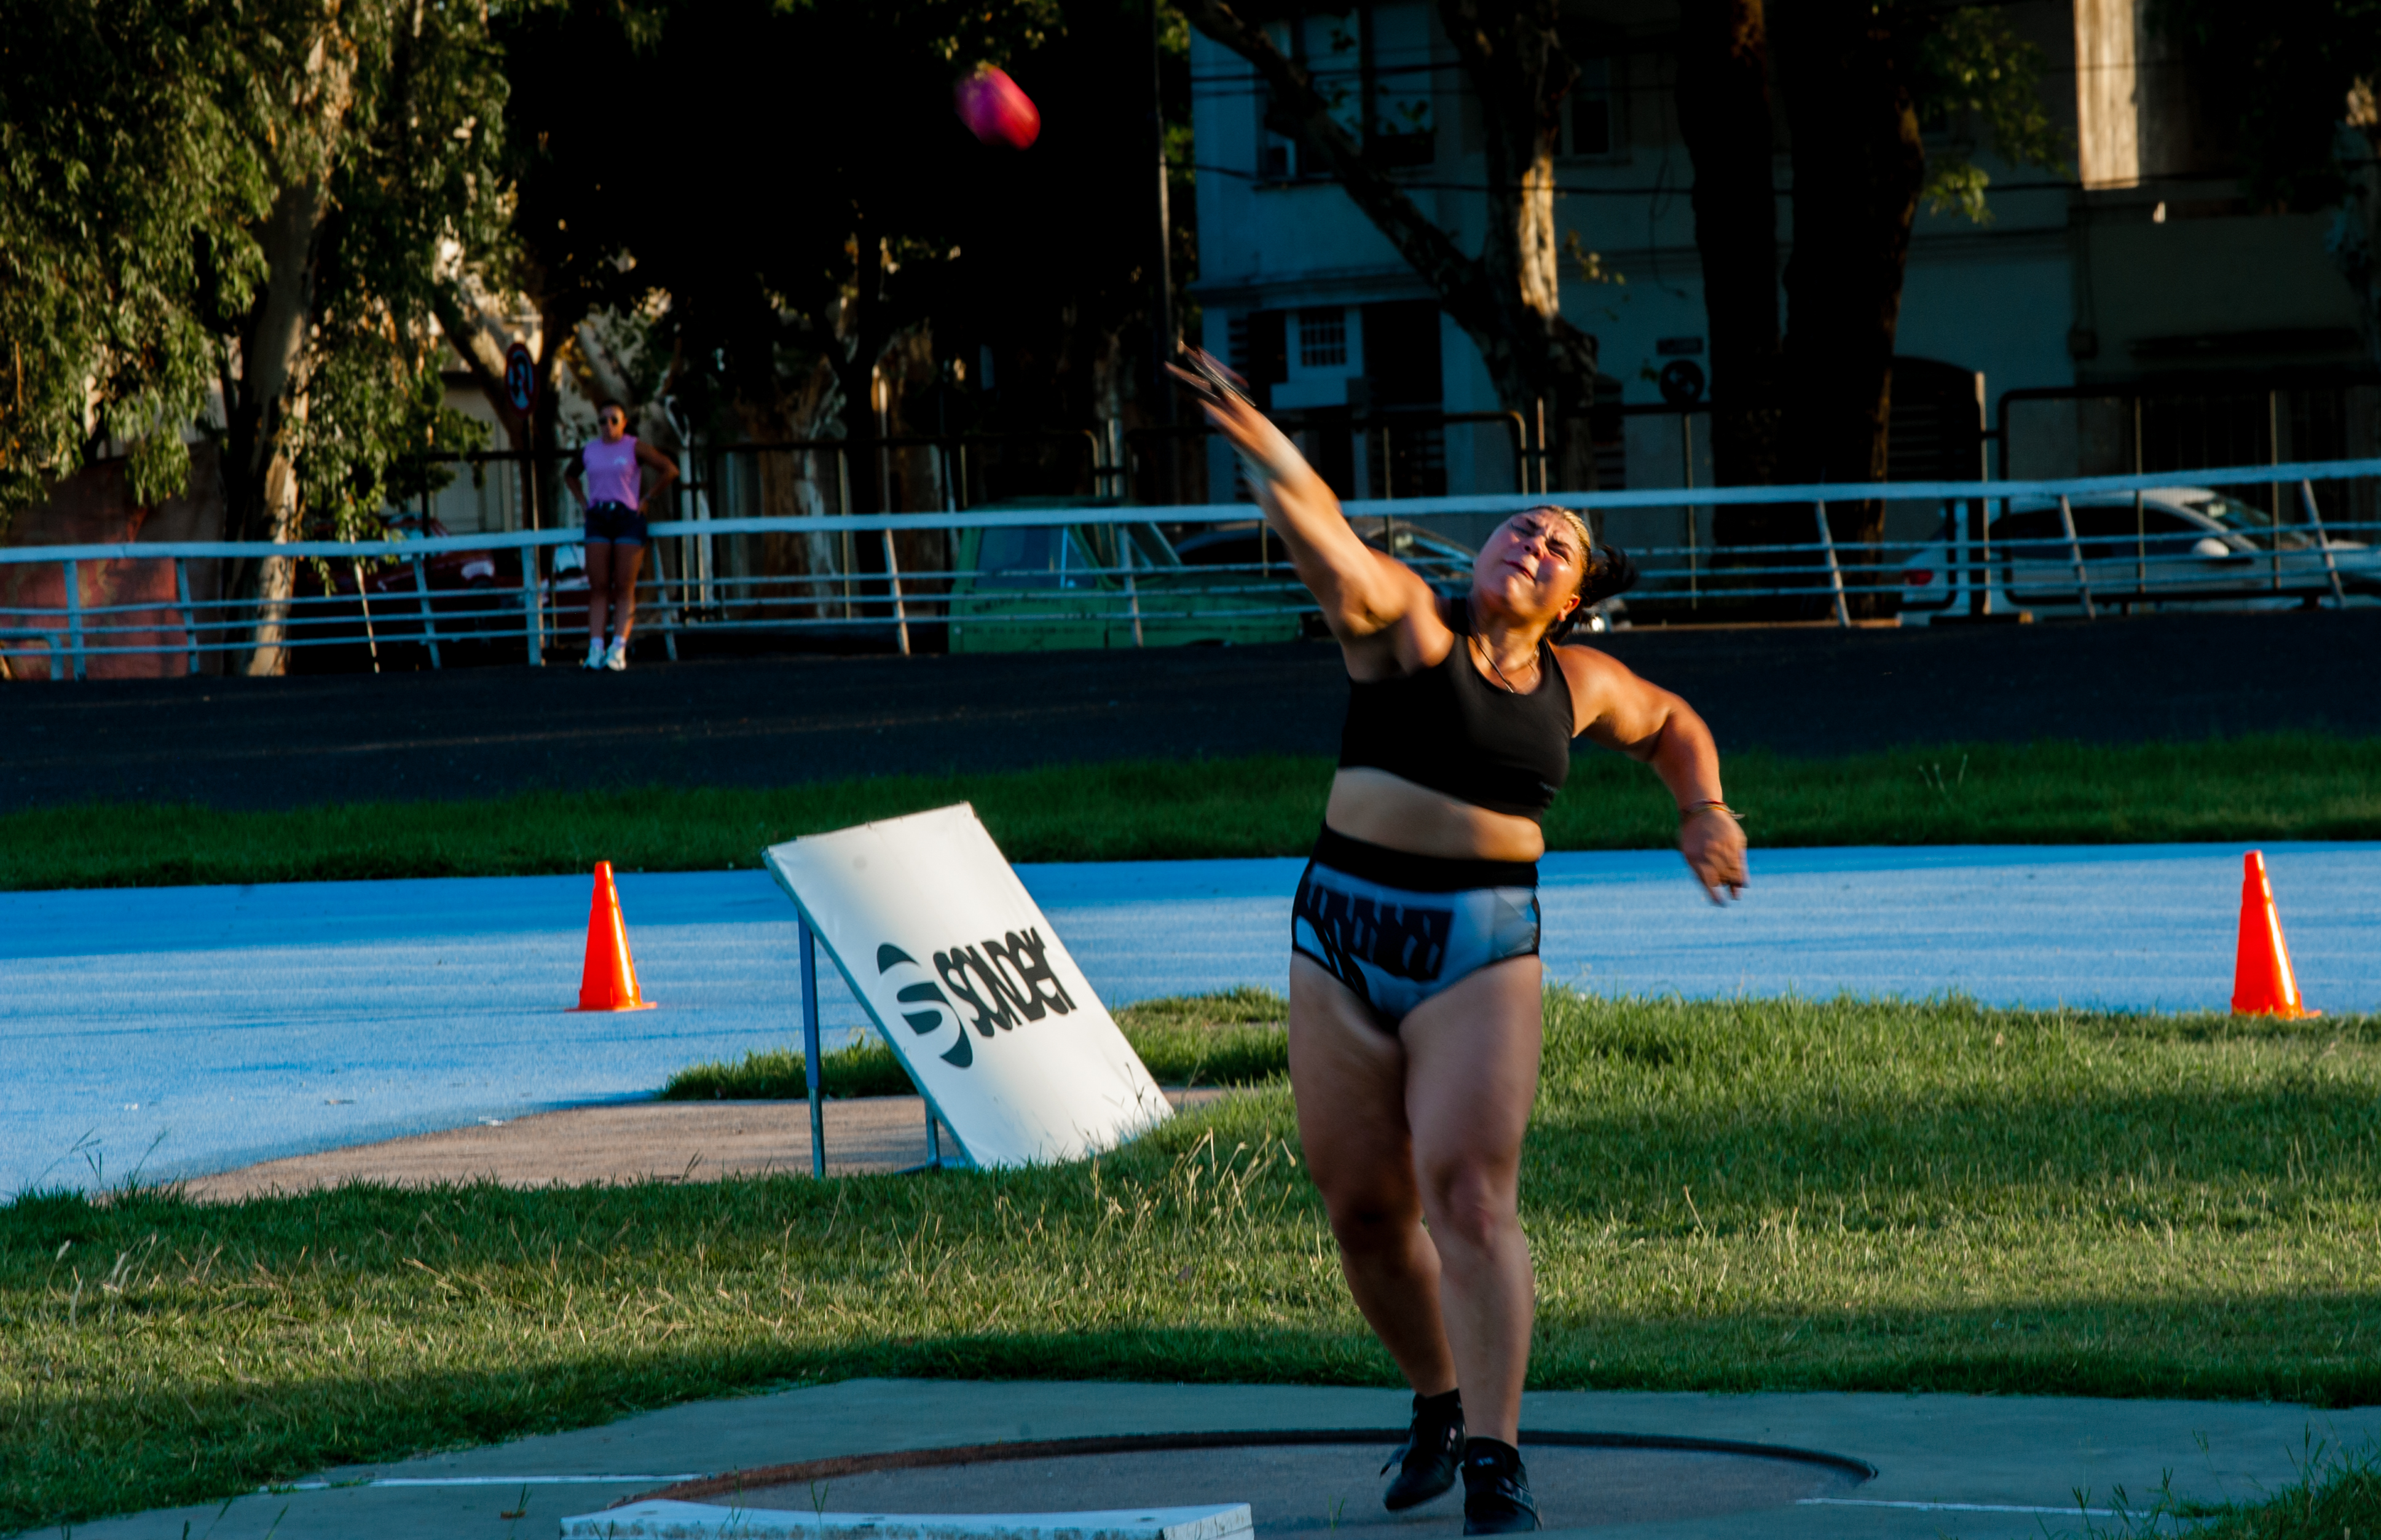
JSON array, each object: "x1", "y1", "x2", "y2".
[
  {"x1": 9, "y1": 989, "x2": 2381, "y2": 1530},
  {"x1": 2088, "y1": 1442, "x2": 2381, "y2": 1538},
  {"x1": 4, "y1": 734, "x2": 2379, "y2": 889},
  {"x1": 660, "y1": 988, "x2": 1290, "y2": 1099}
]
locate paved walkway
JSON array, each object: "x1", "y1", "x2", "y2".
[
  {"x1": 183, "y1": 1090, "x2": 1230, "y2": 1200},
  {"x1": 67, "y1": 1377, "x2": 2381, "y2": 1539},
  {"x1": 8, "y1": 844, "x2": 2377, "y2": 1194}
]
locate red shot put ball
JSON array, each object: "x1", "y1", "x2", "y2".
[{"x1": 956, "y1": 65, "x2": 1041, "y2": 149}]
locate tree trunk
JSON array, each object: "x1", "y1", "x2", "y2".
[
  {"x1": 528, "y1": 294, "x2": 584, "y2": 536},
  {"x1": 1177, "y1": 0, "x2": 1599, "y2": 482},
  {"x1": 225, "y1": 178, "x2": 332, "y2": 676},
  {"x1": 835, "y1": 353, "x2": 884, "y2": 517},
  {"x1": 1675, "y1": 0, "x2": 1787, "y2": 523},
  {"x1": 1455, "y1": 0, "x2": 1600, "y2": 484},
  {"x1": 219, "y1": 15, "x2": 356, "y2": 675},
  {"x1": 1771, "y1": 1, "x2": 1925, "y2": 565},
  {"x1": 2332, "y1": 117, "x2": 2381, "y2": 374},
  {"x1": 433, "y1": 283, "x2": 532, "y2": 455},
  {"x1": 827, "y1": 219, "x2": 919, "y2": 521},
  {"x1": 435, "y1": 278, "x2": 589, "y2": 622}
]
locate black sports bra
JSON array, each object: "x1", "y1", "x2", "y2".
[{"x1": 1336, "y1": 601, "x2": 1577, "y2": 819}]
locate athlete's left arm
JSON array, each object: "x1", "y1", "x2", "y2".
[
  {"x1": 1557, "y1": 645, "x2": 1747, "y2": 904},
  {"x1": 634, "y1": 439, "x2": 680, "y2": 516}
]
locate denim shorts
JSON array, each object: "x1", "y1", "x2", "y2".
[
  {"x1": 584, "y1": 501, "x2": 648, "y2": 544},
  {"x1": 1291, "y1": 826, "x2": 1540, "y2": 1030}
]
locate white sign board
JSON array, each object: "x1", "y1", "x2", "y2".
[{"x1": 764, "y1": 804, "x2": 1170, "y2": 1168}]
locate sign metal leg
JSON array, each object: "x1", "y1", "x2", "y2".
[{"x1": 799, "y1": 914, "x2": 825, "y2": 1179}]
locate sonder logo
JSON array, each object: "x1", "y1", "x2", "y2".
[{"x1": 874, "y1": 930, "x2": 1075, "y2": 1070}]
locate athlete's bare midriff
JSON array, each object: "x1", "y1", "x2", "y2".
[{"x1": 1324, "y1": 766, "x2": 1548, "y2": 863}]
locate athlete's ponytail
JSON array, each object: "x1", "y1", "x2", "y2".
[
  {"x1": 1579, "y1": 541, "x2": 1637, "y2": 605},
  {"x1": 1527, "y1": 505, "x2": 1636, "y2": 639}
]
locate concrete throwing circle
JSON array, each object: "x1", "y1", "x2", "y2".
[{"x1": 645, "y1": 1429, "x2": 1873, "y2": 1535}]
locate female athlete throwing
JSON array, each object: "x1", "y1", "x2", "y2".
[{"x1": 1175, "y1": 352, "x2": 1747, "y2": 1533}]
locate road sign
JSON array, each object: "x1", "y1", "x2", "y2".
[{"x1": 504, "y1": 341, "x2": 537, "y2": 414}]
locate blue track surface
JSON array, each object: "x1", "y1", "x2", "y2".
[{"x1": 6, "y1": 843, "x2": 2375, "y2": 1194}]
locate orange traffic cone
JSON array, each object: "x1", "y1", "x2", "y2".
[
  {"x1": 2232, "y1": 851, "x2": 2315, "y2": 1018},
  {"x1": 575, "y1": 861, "x2": 656, "y2": 1012}
]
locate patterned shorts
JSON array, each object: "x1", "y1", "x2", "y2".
[{"x1": 1291, "y1": 826, "x2": 1540, "y2": 1030}]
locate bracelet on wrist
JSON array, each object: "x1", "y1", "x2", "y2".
[{"x1": 1680, "y1": 799, "x2": 1741, "y2": 822}]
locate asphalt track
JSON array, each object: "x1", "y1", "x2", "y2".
[
  {"x1": 7, "y1": 842, "x2": 2375, "y2": 1195},
  {"x1": 5, "y1": 608, "x2": 2379, "y2": 810}
]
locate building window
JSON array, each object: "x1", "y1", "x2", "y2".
[
  {"x1": 1299, "y1": 308, "x2": 1348, "y2": 367},
  {"x1": 1368, "y1": 2, "x2": 1436, "y2": 169},
  {"x1": 1564, "y1": 55, "x2": 1618, "y2": 158},
  {"x1": 1260, "y1": 6, "x2": 1436, "y2": 178},
  {"x1": 1262, "y1": 12, "x2": 1363, "y2": 180}
]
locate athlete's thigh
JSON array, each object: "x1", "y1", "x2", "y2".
[
  {"x1": 1288, "y1": 955, "x2": 1419, "y2": 1215},
  {"x1": 583, "y1": 541, "x2": 616, "y2": 587},
  {"x1": 1398, "y1": 956, "x2": 1543, "y2": 1189},
  {"x1": 614, "y1": 541, "x2": 648, "y2": 586}
]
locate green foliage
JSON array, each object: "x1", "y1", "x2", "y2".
[
  {"x1": 6, "y1": 989, "x2": 2381, "y2": 1528},
  {"x1": 0, "y1": 1, "x2": 274, "y2": 514},
  {"x1": 293, "y1": 0, "x2": 511, "y2": 535},
  {"x1": 2, "y1": 735, "x2": 2378, "y2": 891},
  {"x1": 1916, "y1": 6, "x2": 2069, "y2": 222},
  {"x1": 2151, "y1": 0, "x2": 2380, "y2": 211},
  {"x1": 0, "y1": 0, "x2": 512, "y2": 534},
  {"x1": 661, "y1": 988, "x2": 1291, "y2": 1100},
  {"x1": 538, "y1": 0, "x2": 1065, "y2": 441},
  {"x1": 2085, "y1": 1440, "x2": 2381, "y2": 1538}
]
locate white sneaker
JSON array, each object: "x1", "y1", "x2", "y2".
[
  {"x1": 584, "y1": 638, "x2": 605, "y2": 670},
  {"x1": 604, "y1": 638, "x2": 628, "y2": 671}
]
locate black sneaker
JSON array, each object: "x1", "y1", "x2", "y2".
[
  {"x1": 1461, "y1": 1439, "x2": 1541, "y2": 1534},
  {"x1": 1380, "y1": 1389, "x2": 1464, "y2": 1511}
]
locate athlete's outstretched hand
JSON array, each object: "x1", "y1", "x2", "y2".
[
  {"x1": 1167, "y1": 349, "x2": 1309, "y2": 485},
  {"x1": 1680, "y1": 807, "x2": 1747, "y2": 904}
]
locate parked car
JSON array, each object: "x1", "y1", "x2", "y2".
[
  {"x1": 1899, "y1": 487, "x2": 2381, "y2": 621},
  {"x1": 953, "y1": 506, "x2": 1621, "y2": 652},
  {"x1": 1168, "y1": 517, "x2": 1623, "y2": 635},
  {"x1": 288, "y1": 511, "x2": 519, "y2": 669},
  {"x1": 948, "y1": 503, "x2": 1305, "y2": 652}
]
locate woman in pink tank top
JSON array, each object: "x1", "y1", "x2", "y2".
[{"x1": 564, "y1": 400, "x2": 679, "y2": 670}]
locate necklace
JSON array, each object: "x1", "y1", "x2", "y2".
[
  {"x1": 1470, "y1": 631, "x2": 1534, "y2": 694},
  {"x1": 1463, "y1": 597, "x2": 1537, "y2": 693}
]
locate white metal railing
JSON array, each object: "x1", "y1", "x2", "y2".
[{"x1": 3, "y1": 458, "x2": 2376, "y2": 678}]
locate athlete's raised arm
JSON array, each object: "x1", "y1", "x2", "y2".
[{"x1": 1170, "y1": 351, "x2": 1433, "y2": 651}]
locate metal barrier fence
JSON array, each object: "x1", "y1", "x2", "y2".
[{"x1": 4, "y1": 458, "x2": 2377, "y2": 678}]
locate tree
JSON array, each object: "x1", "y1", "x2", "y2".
[
  {"x1": 1674, "y1": 2, "x2": 2061, "y2": 570},
  {"x1": 0, "y1": 1, "x2": 272, "y2": 521},
  {"x1": 956, "y1": 0, "x2": 1201, "y2": 446},
  {"x1": 1673, "y1": 0, "x2": 1785, "y2": 495},
  {"x1": 2152, "y1": 1, "x2": 2381, "y2": 368},
  {"x1": 1176, "y1": 0, "x2": 1604, "y2": 483},
  {"x1": 1770, "y1": 0, "x2": 1928, "y2": 514},
  {"x1": 212, "y1": 0, "x2": 509, "y2": 672},
  {"x1": 428, "y1": 0, "x2": 1063, "y2": 521},
  {"x1": 0, "y1": 0, "x2": 505, "y2": 670},
  {"x1": 434, "y1": 0, "x2": 661, "y2": 541}
]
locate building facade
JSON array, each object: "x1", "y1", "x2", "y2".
[{"x1": 1189, "y1": 0, "x2": 2375, "y2": 535}]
